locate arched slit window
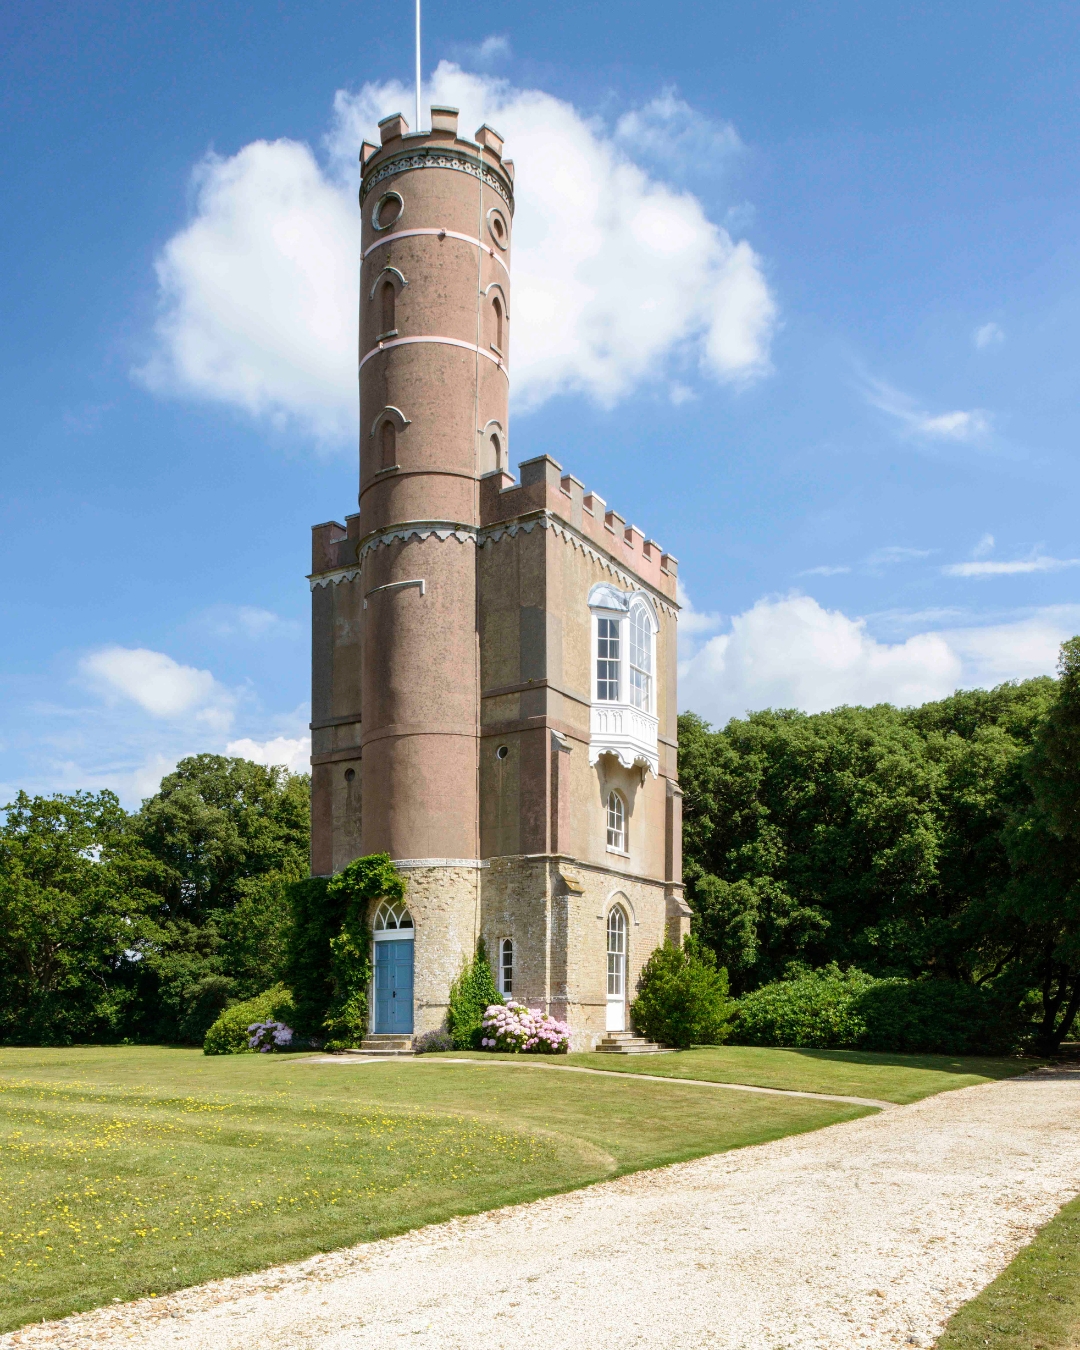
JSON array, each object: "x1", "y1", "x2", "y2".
[
  {"x1": 607, "y1": 907, "x2": 626, "y2": 997},
  {"x1": 380, "y1": 418, "x2": 396, "y2": 469},
  {"x1": 380, "y1": 280, "x2": 396, "y2": 336},
  {"x1": 629, "y1": 602, "x2": 653, "y2": 712},
  {"x1": 373, "y1": 901, "x2": 414, "y2": 937},
  {"x1": 499, "y1": 937, "x2": 514, "y2": 995},
  {"x1": 491, "y1": 295, "x2": 504, "y2": 352},
  {"x1": 606, "y1": 791, "x2": 626, "y2": 851}
]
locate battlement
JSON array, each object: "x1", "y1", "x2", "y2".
[
  {"x1": 480, "y1": 455, "x2": 678, "y2": 601},
  {"x1": 360, "y1": 107, "x2": 515, "y2": 210},
  {"x1": 311, "y1": 516, "x2": 361, "y2": 575}
]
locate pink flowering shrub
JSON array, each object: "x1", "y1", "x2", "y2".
[{"x1": 479, "y1": 1002, "x2": 570, "y2": 1054}]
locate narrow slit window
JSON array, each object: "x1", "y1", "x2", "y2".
[
  {"x1": 606, "y1": 791, "x2": 625, "y2": 851},
  {"x1": 596, "y1": 617, "x2": 620, "y2": 701},
  {"x1": 380, "y1": 280, "x2": 396, "y2": 335},
  {"x1": 500, "y1": 938, "x2": 514, "y2": 996},
  {"x1": 380, "y1": 418, "x2": 396, "y2": 469},
  {"x1": 629, "y1": 604, "x2": 652, "y2": 712},
  {"x1": 491, "y1": 295, "x2": 503, "y2": 351}
]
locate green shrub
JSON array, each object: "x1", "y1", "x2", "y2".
[
  {"x1": 447, "y1": 940, "x2": 501, "y2": 1049},
  {"x1": 630, "y1": 939, "x2": 735, "y2": 1049},
  {"x1": 203, "y1": 983, "x2": 297, "y2": 1055},
  {"x1": 856, "y1": 978, "x2": 1017, "y2": 1055},
  {"x1": 732, "y1": 964, "x2": 877, "y2": 1048},
  {"x1": 284, "y1": 856, "x2": 405, "y2": 1050},
  {"x1": 323, "y1": 855, "x2": 404, "y2": 1050}
]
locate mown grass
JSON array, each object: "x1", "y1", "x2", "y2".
[
  {"x1": 435, "y1": 1045, "x2": 1041, "y2": 1104},
  {"x1": 936, "y1": 1192, "x2": 1080, "y2": 1349},
  {"x1": 0, "y1": 1046, "x2": 870, "y2": 1332}
]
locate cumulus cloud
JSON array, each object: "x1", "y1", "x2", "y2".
[
  {"x1": 974, "y1": 322, "x2": 1005, "y2": 349},
  {"x1": 678, "y1": 593, "x2": 1080, "y2": 725},
  {"x1": 80, "y1": 647, "x2": 236, "y2": 731},
  {"x1": 226, "y1": 734, "x2": 310, "y2": 774},
  {"x1": 864, "y1": 377, "x2": 990, "y2": 443},
  {"x1": 139, "y1": 63, "x2": 775, "y2": 438},
  {"x1": 136, "y1": 139, "x2": 361, "y2": 442}
]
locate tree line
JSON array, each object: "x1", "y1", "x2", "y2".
[
  {"x1": 2, "y1": 639, "x2": 1080, "y2": 1052},
  {"x1": 679, "y1": 638, "x2": 1080, "y2": 1052}
]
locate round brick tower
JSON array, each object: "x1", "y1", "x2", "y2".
[{"x1": 357, "y1": 106, "x2": 513, "y2": 865}]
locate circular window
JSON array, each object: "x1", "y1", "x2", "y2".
[
  {"x1": 372, "y1": 191, "x2": 404, "y2": 231},
  {"x1": 344, "y1": 768, "x2": 356, "y2": 782},
  {"x1": 496, "y1": 745, "x2": 509, "y2": 760},
  {"x1": 486, "y1": 206, "x2": 508, "y2": 250}
]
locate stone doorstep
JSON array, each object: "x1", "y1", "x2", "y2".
[
  {"x1": 596, "y1": 1032, "x2": 673, "y2": 1055},
  {"x1": 338, "y1": 1034, "x2": 416, "y2": 1058}
]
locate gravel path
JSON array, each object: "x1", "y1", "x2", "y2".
[{"x1": 5, "y1": 1066, "x2": 1078, "y2": 1350}]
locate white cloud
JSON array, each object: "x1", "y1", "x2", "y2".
[
  {"x1": 865, "y1": 545, "x2": 933, "y2": 567},
  {"x1": 198, "y1": 604, "x2": 301, "y2": 640},
  {"x1": 972, "y1": 532, "x2": 995, "y2": 559},
  {"x1": 80, "y1": 647, "x2": 236, "y2": 731},
  {"x1": 679, "y1": 593, "x2": 1080, "y2": 724},
  {"x1": 864, "y1": 377, "x2": 990, "y2": 443},
  {"x1": 613, "y1": 88, "x2": 742, "y2": 174},
  {"x1": 140, "y1": 64, "x2": 775, "y2": 439},
  {"x1": 943, "y1": 555, "x2": 1080, "y2": 578},
  {"x1": 136, "y1": 139, "x2": 361, "y2": 442},
  {"x1": 226, "y1": 734, "x2": 310, "y2": 774},
  {"x1": 799, "y1": 565, "x2": 851, "y2": 577},
  {"x1": 974, "y1": 322, "x2": 1005, "y2": 349}
]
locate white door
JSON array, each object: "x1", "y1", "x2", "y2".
[{"x1": 606, "y1": 907, "x2": 626, "y2": 1031}]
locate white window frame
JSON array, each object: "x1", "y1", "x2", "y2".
[
  {"x1": 606, "y1": 790, "x2": 627, "y2": 854},
  {"x1": 499, "y1": 937, "x2": 514, "y2": 996},
  {"x1": 607, "y1": 906, "x2": 627, "y2": 998},
  {"x1": 372, "y1": 900, "x2": 414, "y2": 941},
  {"x1": 588, "y1": 583, "x2": 660, "y2": 777}
]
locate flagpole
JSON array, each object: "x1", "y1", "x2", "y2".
[{"x1": 415, "y1": 0, "x2": 422, "y2": 131}]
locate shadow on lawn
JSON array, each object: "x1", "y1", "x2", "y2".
[{"x1": 776, "y1": 1047, "x2": 1045, "y2": 1078}]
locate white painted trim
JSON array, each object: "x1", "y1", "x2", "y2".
[
  {"x1": 363, "y1": 228, "x2": 510, "y2": 277},
  {"x1": 372, "y1": 928, "x2": 415, "y2": 942},
  {"x1": 359, "y1": 334, "x2": 508, "y2": 374},
  {"x1": 363, "y1": 578, "x2": 425, "y2": 609},
  {"x1": 390, "y1": 857, "x2": 489, "y2": 869}
]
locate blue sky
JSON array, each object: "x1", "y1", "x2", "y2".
[{"x1": 4, "y1": 0, "x2": 1080, "y2": 804}]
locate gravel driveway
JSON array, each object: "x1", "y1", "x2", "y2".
[{"x1": 5, "y1": 1067, "x2": 1078, "y2": 1350}]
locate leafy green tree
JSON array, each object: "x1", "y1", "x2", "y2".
[
  {"x1": 0, "y1": 790, "x2": 157, "y2": 1044},
  {"x1": 998, "y1": 641, "x2": 1080, "y2": 1051},
  {"x1": 132, "y1": 755, "x2": 310, "y2": 1042},
  {"x1": 630, "y1": 938, "x2": 734, "y2": 1048}
]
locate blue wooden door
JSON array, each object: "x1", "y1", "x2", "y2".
[{"x1": 374, "y1": 940, "x2": 414, "y2": 1033}]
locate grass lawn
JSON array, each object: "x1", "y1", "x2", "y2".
[
  {"x1": 936, "y1": 1192, "x2": 1080, "y2": 1349},
  {"x1": 435, "y1": 1045, "x2": 1042, "y2": 1105},
  {"x1": 0, "y1": 1046, "x2": 870, "y2": 1332}
]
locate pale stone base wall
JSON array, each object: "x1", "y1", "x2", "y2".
[
  {"x1": 387, "y1": 855, "x2": 685, "y2": 1049},
  {"x1": 388, "y1": 863, "x2": 481, "y2": 1038}
]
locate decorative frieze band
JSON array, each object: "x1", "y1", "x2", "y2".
[
  {"x1": 361, "y1": 147, "x2": 514, "y2": 214},
  {"x1": 335, "y1": 513, "x2": 677, "y2": 615}
]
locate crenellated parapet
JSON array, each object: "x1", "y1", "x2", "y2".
[{"x1": 480, "y1": 454, "x2": 679, "y2": 604}]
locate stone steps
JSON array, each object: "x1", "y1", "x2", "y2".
[
  {"x1": 342, "y1": 1035, "x2": 415, "y2": 1057},
  {"x1": 595, "y1": 1031, "x2": 672, "y2": 1055}
]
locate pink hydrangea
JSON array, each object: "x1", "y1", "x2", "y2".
[{"x1": 480, "y1": 1002, "x2": 570, "y2": 1054}]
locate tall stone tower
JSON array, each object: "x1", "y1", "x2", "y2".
[{"x1": 310, "y1": 106, "x2": 687, "y2": 1050}]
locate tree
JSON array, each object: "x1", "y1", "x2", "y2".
[
  {"x1": 630, "y1": 939, "x2": 734, "y2": 1049},
  {"x1": 0, "y1": 790, "x2": 157, "y2": 1044},
  {"x1": 131, "y1": 755, "x2": 310, "y2": 1042},
  {"x1": 1001, "y1": 640, "x2": 1080, "y2": 1052}
]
